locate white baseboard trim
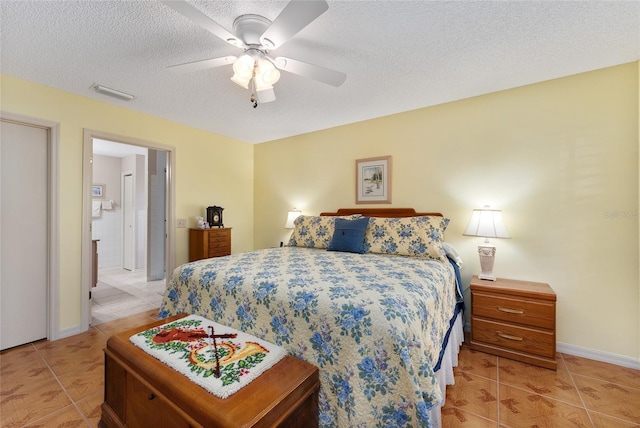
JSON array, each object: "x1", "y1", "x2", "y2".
[
  {"x1": 57, "y1": 324, "x2": 84, "y2": 340},
  {"x1": 557, "y1": 342, "x2": 640, "y2": 370},
  {"x1": 463, "y1": 322, "x2": 639, "y2": 370}
]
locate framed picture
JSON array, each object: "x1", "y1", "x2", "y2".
[
  {"x1": 355, "y1": 156, "x2": 392, "y2": 204},
  {"x1": 92, "y1": 184, "x2": 105, "y2": 198}
]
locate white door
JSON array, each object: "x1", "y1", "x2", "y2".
[
  {"x1": 123, "y1": 174, "x2": 134, "y2": 270},
  {"x1": 0, "y1": 120, "x2": 48, "y2": 350}
]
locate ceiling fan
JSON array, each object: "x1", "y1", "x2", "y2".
[{"x1": 161, "y1": 0, "x2": 347, "y2": 107}]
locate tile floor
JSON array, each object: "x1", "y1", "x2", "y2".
[
  {"x1": 442, "y1": 347, "x2": 640, "y2": 427},
  {"x1": 1, "y1": 310, "x2": 639, "y2": 427},
  {"x1": 91, "y1": 267, "x2": 165, "y2": 325}
]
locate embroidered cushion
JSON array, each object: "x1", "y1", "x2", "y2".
[
  {"x1": 328, "y1": 217, "x2": 370, "y2": 254},
  {"x1": 287, "y1": 215, "x2": 361, "y2": 249},
  {"x1": 363, "y1": 216, "x2": 449, "y2": 261}
]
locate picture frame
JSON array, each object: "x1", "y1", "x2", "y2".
[
  {"x1": 355, "y1": 156, "x2": 392, "y2": 204},
  {"x1": 92, "y1": 184, "x2": 105, "y2": 199}
]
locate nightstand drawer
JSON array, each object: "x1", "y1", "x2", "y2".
[
  {"x1": 472, "y1": 291, "x2": 554, "y2": 329},
  {"x1": 472, "y1": 317, "x2": 555, "y2": 359}
]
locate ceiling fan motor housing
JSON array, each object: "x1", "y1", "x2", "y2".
[{"x1": 233, "y1": 14, "x2": 272, "y2": 49}]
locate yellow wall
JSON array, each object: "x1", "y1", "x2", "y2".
[
  {"x1": 255, "y1": 63, "x2": 640, "y2": 361},
  {"x1": 0, "y1": 75, "x2": 254, "y2": 331}
]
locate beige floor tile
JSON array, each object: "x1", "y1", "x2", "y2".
[
  {"x1": 76, "y1": 390, "x2": 104, "y2": 427},
  {"x1": 574, "y1": 373, "x2": 640, "y2": 424},
  {"x1": 0, "y1": 344, "x2": 42, "y2": 371},
  {"x1": 57, "y1": 362, "x2": 104, "y2": 402},
  {"x1": 445, "y1": 369, "x2": 498, "y2": 422},
  {"x1": 0, "y1": 376, "x2": 72, "y2": 427},
  {"x1": 589, "y1": 411, "x2": 640, "y2": 427},
  {"x1": 498, "y1": 357, "x2": 583, "y2": 406},
  {"x1": 562, "y1": 353, "x2": 640, "y2": 390},
  {"x1": 441, "y1": 406, "x2": 498, "y2": 427},
  {"x1": 0, "y1": 347, "x2": 56, "y2": 393},
  {"x1": 22, "y1": 403, "x2": 90, "y2": 427},
  {"x1": 498, "y1": 384, "x2": 592, "y2": 428},
  {"x1": 41, "y1": 349, "x2": 106, "y2": 378},
  {"x1": 457, "y1": 346, "x2": 498, "y2": 380}
]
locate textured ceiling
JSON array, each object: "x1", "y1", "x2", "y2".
[{"x1": 1, "y1": 1, "x2": 639, "y2": 144}]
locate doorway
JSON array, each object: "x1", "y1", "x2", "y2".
[{"x1": 82, "y1": 130, "x2": 176, "y2": 331}]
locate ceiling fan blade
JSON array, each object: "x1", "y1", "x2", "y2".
[
  {"x1": 257, "y1": 88, "x2": 276, "y2": 103},
  {"x1": 274, "y1": 57, "x2": 346, "y2": 87},
  {"x1": 259, "y1": 0, "x2": 329, "y2": 50},
  {"x1": 161, "y1": 1, "x2": 243, "y2": 47},
  {"x1": 167, "y1": 56, "x2": 237, "y2": 73}
]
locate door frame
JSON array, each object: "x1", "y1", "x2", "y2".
[
  {"x1": 81, "y1": 129, "x2": 176, "y2": 331},
  {"x1": 0, "y1": 111, "x2": 60, "y2": 341}
]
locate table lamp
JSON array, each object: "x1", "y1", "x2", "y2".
[
  {"x1": 463, "y1": 206, "x2": 510, "y2": 281},
  {"x1": 284, "y1": 209, "x2": 302, "y2": 229}
]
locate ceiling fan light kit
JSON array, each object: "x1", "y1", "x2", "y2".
[{"x1": 162, "y1": 0, "x2": 346, "y2": 108}]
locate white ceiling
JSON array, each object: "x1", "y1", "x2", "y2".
[{"x1": 1, "y1": 1, "x2": 639, "y2": 144}]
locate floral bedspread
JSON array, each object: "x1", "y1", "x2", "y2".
[{"x1": 159, "y1": 247, "x2": 458, "y2": 427}]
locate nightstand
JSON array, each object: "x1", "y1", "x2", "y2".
[{"x1": 470, "y1": 275, "x2": 557, "y2": 370}]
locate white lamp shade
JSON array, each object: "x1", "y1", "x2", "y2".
[
  {"x1": 463, "y1": 207, "x2": 510, "y2": 239},
  {"x1": 233, "y1": 54, "x2": 254, "y2": 78},
  {"x1": 285, "y1": 210, "x2": 302, "y2": 229},
  {"x1": 230, "y1": 73, "x2": 251, "y2": 89},
  {"x1": 257, "y1": 59, "x2": 281, "y2": 86}
]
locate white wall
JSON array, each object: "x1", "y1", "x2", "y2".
[{"x1": 92, "y1": 154, "x2": 122, "y2": 268}]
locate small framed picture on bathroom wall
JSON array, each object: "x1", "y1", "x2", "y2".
[{"x1": 92, "y1": 184, "x2": 105, "y2": 198}]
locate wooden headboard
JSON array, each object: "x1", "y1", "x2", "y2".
[{"x1": 319, "y1": 208, "x2": 442, "y2": 218}]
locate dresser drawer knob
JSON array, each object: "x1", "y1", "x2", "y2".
[
  {"x1": 497, "y1": 307, "x2": 524, "y2": 315},
  {"x1": 148, "y1": 393, "x2": 156, "y2": 400},
  {"x1": 497, "y1": 332, "x2": 524, "y2": 341}
]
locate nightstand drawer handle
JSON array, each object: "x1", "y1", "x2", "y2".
[
  {"x1": 497, "y1": 307, "x2": 524, "y2": 315},
  {"x1": 497, "y1": 332, "x2": 524, "y2": 341}
]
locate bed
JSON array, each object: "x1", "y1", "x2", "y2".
[{"x1": 159, "y1": 208, "x2": 464, "y2": 427}]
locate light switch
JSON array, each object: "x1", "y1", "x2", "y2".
[{"x1": 177, "y1": 219, "x2": 187, "y2": 228}]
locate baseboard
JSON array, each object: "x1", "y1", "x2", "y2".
[
  {"x1": 557, "y1": 342, "x2": 640, "y2": 370},
  {"x1": 464, "y1": 322, "x2": 639, "y2": 370},
  {"x1": 57, "y1": 324, "x2": 83, "y2": 340}
]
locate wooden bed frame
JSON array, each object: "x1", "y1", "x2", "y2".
[{"x1": 319, "y1": 208, "x2": 443, "y2": 218}]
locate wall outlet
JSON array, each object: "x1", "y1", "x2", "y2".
[{"x1": 177, "y1": 219, "x2": 187, "y2": 228}]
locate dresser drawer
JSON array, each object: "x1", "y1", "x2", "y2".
[
  {"x1": 472, "y1": 317, "x2": 555, "y2": 359},
  {"x1": 208, "y1": 231, "x2": 230, "y2": 244},
  {"x1": 472, "y1": 291, "x2": 554, "y2": 329},
  {"x1": 209, "y1": 246, "x2": 230, "y2": 257}
]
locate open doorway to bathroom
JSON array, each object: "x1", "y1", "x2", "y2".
[{"x1": 90, "y1": 139, "x2": 168, "y2": 325}]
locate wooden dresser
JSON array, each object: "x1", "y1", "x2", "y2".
[
  {"x1": 100, "y1": 315, "x2": 320, "y2": 428},
  {"x1": 189, "y1": 228, "x2": 231, "y2": 262},
  {"x1": 470, "y1": 276, "x2": 557, "y2": 370}
]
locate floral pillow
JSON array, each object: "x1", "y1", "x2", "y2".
[
  {"x1": 287, "y1": 215, "x2": 361, "y2": 249},
  {"x1": 363, "y1": 216, "x2": 450, "y2": 261}
]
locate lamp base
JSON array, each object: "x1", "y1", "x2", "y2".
[{"x1": 478, "y1": 244, "x2": 497, "y2": 282}]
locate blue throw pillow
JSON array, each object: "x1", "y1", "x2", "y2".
[{"x1": 328, "y1": 217, "x2": 370, "y2": 254}]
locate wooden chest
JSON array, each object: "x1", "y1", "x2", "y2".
[
  {"x1": 470, "y1": 276, "x2": 557, "y2": 370},
  {"x1": 100, "y1": 315, "x2": 320, "y2": 427},
  {"x1": 189, "y1": 228, "x2": 231, "y2": 262}
]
